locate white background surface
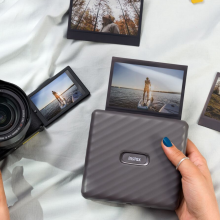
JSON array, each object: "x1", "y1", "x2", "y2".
[{"x1": 1, "y1": 0, "x2": 220, "y2": 219}]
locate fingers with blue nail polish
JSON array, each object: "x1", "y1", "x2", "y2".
[{"x1": 163, "y1": 137, "x2": 173, "y2": 147}]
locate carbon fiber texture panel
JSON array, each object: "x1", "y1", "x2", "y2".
[{"x1": 82, "y1": 110, "x2": 188, "y2": 210}]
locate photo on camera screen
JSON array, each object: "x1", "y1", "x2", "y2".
[
  {"x1": 71, "y1": 0, "x2": 141, "y2": 36},
  {"x1": 30, "y1": 72, "x2": 83, "y2": 121},
  {"x1": 108, "y1": 62, "x2": 185, "y2": 115}
]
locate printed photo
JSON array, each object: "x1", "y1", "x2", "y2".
[
  {"x1": 204, "y1": 77, "x2": 220, "y2": 121},
  {"x1": 30, "y1": 73, "x2": 82, "y2": 121},
  {"x1": 109, "y1": 62, "x2": 185, "y2": 114},
  {"x1": 71, "y1": 0, "x2": 141, "y2": 36}
]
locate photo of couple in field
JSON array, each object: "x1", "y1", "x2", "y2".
[
  {"x1": 109, "y1": 62, "x2": 185, "y2": 115},
  {"x1": 204, "y1": 77, "x2": 220, "y2": 121},
  {"x1": 71, "y1": 0, "x2": 141, "y2": 36}
]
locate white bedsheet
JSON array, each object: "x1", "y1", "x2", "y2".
[{"x1": 1, "y1": 0, "x2": 220, "y2": 219}]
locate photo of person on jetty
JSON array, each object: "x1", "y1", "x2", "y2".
[
  {"x1": 30, "y1": 73, "x2": 82, "y2": 121},
  {"x1": 109, "y1": 62, "x2": 185, "y2": 114}
]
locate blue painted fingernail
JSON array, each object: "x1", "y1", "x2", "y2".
[{"x1": 163, "y1": 137, "x2": 173, "y2": 147}]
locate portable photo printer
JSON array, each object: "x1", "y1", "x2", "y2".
[{"x1": 82, "y1": 57, "x2": 188, "y2": 210}]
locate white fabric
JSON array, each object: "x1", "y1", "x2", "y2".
[{"x1": 1, "y1": 0, "x2": 220, "y2": 219}]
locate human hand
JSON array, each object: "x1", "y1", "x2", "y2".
[
  {"x1": 161, "y1": 138, "x2": 220, "y2": 220},
  {"x1": 0, "y1": 172, "x2": 10, "y2": 220}
]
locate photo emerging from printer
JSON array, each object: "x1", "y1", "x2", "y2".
[
  {"x1": 204, "y1": 77, "x2": 220, "y2": 121},
  {"x1": 30, "y1": 72, "x2": 82, "y2": 121},
  {"x1": 71, "y1": 0, "x2": 141, "y2": 36},
  {"x1": 109, "y1": 62, "x2": 185, "y2": 114}
]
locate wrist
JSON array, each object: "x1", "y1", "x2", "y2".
[{"x1": 198, "y1": 208, "x2": 220, "y2": 220}]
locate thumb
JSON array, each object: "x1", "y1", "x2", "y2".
[
  {"x1": 0, "y1": 172, "x2": 10, "y2": 220},
  {"x1": 161, "y1": 137, "x2": 199, "y2": 178}
]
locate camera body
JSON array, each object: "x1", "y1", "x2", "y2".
[{"x1": 0, "y1": 66, "x2": 90, "y2": 160}]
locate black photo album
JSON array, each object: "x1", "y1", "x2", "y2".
[{"x1": 67, "y1": 0, "x2": 144, "y2": 46}]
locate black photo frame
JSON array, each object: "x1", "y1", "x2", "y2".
[
  {"x1": 198, "y1": 73, "x2": 220, "y2": 132},
  {"x1": 106, "y1": 57, "x2": 188, "y2": 120},
  {"x1": 28, "y1": 66, "x2": 90, "y2": 127},
  {"x1": 67, "y1": 0, "x2": 144, "y2": 46}
]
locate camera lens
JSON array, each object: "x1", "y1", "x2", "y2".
[
  {"x1": 0, "y1": 80, "x2": 31, "y2": 149},
  {"x1": 0, "y1": 110, "x2": 7, "y2": 125},
  {"x1": 0, "y1": 103, "x2": 15, "y2": 131}
]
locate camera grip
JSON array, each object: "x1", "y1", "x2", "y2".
[{"x1": 0, "y1": 110, "x2": 44, "y2": 161}]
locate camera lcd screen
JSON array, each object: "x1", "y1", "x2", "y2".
[
  {"x1": 29, "y1": 67, "x2": 90, "y2": 126},
  {"x1": 67, "y1": 0, "x2": 143, "y2": 46},
  {"x1": 106, "y1": 57, "x2": 187, "y2": 120}
]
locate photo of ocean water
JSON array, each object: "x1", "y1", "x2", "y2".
[
  {"x1": 109, "y1": 87, "x2": 181, "y2": 112},
  {"x1": 40, "y1": 85, "x2": 81, "y2": 121}
]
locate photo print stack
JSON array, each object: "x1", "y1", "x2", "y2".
[{"x1": 67, "y1": 0, "x2": 143, "y2": 46}]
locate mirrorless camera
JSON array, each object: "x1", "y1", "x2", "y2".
[{"x1": 0, "y1": 66, "x2": 90, "y2": 160}]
